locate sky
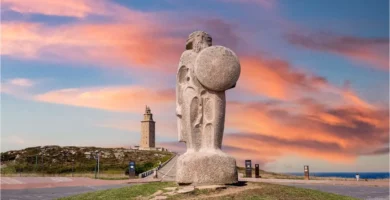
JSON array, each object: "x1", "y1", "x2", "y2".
[{"x1": 1, "y1": 0, "x2": 389, "y2": 173}]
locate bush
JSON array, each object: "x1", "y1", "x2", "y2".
[{"x1": 1, "y1": 146, "x2": 174, "y2": 175}]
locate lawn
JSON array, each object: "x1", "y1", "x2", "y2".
[
  {"x1": 170, "y1": 182, "x2": 358, "y2": 200},
  {"x1": 58, "y1": 182, "x2": 177, "y2": 200},
  {"x1": 58, "y1": 182, "x2": 358, "y2": 200}
]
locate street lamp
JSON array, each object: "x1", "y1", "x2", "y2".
[{"x1": 93, "y1": 152, "x2": 100, "y2": 179}]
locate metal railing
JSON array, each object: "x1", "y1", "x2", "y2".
[{"x1": 138, "y1": 153, "x2": 176, "y2": 178}]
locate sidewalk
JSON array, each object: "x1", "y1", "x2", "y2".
[{"x1": 239, "y1": 177, "x2": 389, "y2": 187}]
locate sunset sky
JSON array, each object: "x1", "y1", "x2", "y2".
[{"x1": 1, "y1": 0, "x2": 389, "y2": 172}]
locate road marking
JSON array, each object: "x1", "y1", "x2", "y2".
[
  {"x1": 51, "y1": 177, "x2": 73, "y2": 182},
  {"x1": 161, "y1": 156, "x2": 177, "y2": 180},
  {"x1": 86, "y1": 185, "x2": 97, "y2": 190}
]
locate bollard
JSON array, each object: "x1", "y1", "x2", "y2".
[
  {"x1": 245, "y1": 160, "x2": 252, "y2": 178},
  {"x1": 304, "y1": 165, "x2": 309, "y2": 180},
  {"x1": 154, "y1": 170, "x2": 158, "y2": 179},
  {"x1": 355, "y1": 173, "x2": 360, "y2": 181},
  {"x1": 129, "y1": 161, "x2": 136, "y2": 179},
  {"x1": 255, "y1": 164, "x2": 260, "y2": 178}
]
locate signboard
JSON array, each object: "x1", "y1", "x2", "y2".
[
  {"x1": 255, "y1": 164, "x2": 260, "y2": 178},
  {"x1": 129, "y1": 161, "x2": 136, "y2": 178},
  {"x1": 245, "y1": 160, "x2": 252, "y2": 178}
]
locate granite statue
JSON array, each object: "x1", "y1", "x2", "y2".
[{"x1": 176, "y1": 31, "x2": 241, "y2": 185}]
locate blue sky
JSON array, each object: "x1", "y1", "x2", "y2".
[{"x1": 1, "y1": 0, "x2": 388, "y2": 172}]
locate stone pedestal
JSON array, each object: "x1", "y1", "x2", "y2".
[{"x1": 176, "y1": 150, "x2": 237, "y2": 185}]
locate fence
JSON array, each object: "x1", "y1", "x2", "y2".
[{"x1": 138, "y1": 153, "x2": 176, "y2": 178}]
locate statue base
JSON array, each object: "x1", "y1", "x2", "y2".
[{"x1": 176, "y1": 150, "x2": 238, "y2": 185}]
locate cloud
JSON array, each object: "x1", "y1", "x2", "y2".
[
  {"x1": 224, "y1": 100, "x2": 389, "y2": 164},
  {"x1": 158, "y1": 141, "x2": 186, "y2": 153},
  {"x1": 361, "y1": 147, "x2": 389, "y2": 155},
  {"x1": 1, "y1": 0, "x2": 145, "y2": 19},
  {"x1": 7, "y1": 78, "x2": 35, "y2": 87},
  {"x1": 198, "y1": 18, "x2": 240, "y2": 50},
  {"x1": 8, "y1": 78, "x2": 35, "y2": 87},
  {"x1": 239, "y1": 56, "x2": 329, "y2": 100},
  {"x1": 34, "y1": 86, "x2": 175, "y2": 113},
  {"x1": 216, "y1": 0, "x2": 276, "y2": 8},
  {"x1": 1, "y1": 21, "x2": 183, "y2": 72},
  {"x1": 285, "y1": 32, "x2": 389, "y2": 70},
  {"x1": 1, "y1": 16, "x2": 246, "y2": 73},
  {"x1": 238, "y1": 55, "x2": 376, "y2": 110},
  {"x1": 99, "y1": 118, "x2": 177, "y2": 138},
  {"x1": 1, "y1": 78, "x2": 37, "y2": 98}
]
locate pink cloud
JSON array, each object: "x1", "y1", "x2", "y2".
[
  {"x1": 2, "y1": 0, "x2": 146, "y2": 19},
  {"x1": 286, "y1": 32, "x2": 389, "y2": 71},
  {"x1": 239, "y1": 56, "x2": 328, "y2": 100},
  {"x1": 1, "y1": 21, "x2": 183, "y2": 72},
  {"x1": 1, "y1": 78, "x2": 37, "y2": 98},
  {"x1": 34, "y1": 86, "x2": 175, "y2": 113},
  {"x1": 224, "y1": 100, "x2": 389, "y2": 164}
]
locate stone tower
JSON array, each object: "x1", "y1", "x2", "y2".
[{"x1": 140, "y1": 106, "x2": 155, "y2": 149}]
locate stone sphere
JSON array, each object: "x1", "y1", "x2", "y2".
[{"x1": 194, "y1": 46, "x2": 241, "y2": 92}]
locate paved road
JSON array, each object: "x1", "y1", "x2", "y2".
[
  {"x1": 283, "y1": 183, "x2": 390, "y2": 200},
  {"x1": 1, "y1": 177, "x2": 130, "y2": 190},
  {"x1": 145, "y1": 154, "x2": 178, "y2": 182},
  {"x1": 0, "y1": 156, "x2": 179, "y2": 199},
  {"x1": 1, "y1": 184, "x2": 131, "y2": 200}
]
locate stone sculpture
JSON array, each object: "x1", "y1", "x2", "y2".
[{"x1": 176, "y1": 31, "x2": 241, "y2": 185}]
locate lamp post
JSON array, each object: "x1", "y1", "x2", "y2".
[
  {"x1": 41, "y1": 156, "x2": 44, "y2": 177},
  {"x1": 93, "y1": 152, "x2": 100, "y2": 179},
  {"x1": 72, "y1": 159, "x2": 75, "y2": 177},
  {"x1": 97, "y1": 153, "x2": 100, "y2": 178}
]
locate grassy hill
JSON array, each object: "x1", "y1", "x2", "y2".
[
  {"x1": 59, "y1": 182, "x2": 357, "y2": 200},
  {"x1": 0, "y1": 146, "x2": 173, "y2": 176}
]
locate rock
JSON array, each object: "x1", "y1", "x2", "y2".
[
  {"x1": 163, "y1": 191, "x2": 176, "y2": 196},
  {"x1": 177, "y1": 186, "x2": 195, "y2": 194},
  {"x1": 151, "y1": 196, "x2": 167, "y2": 200},
  {"x1": 114, "y1": 152, "x2": 124, "y2": 159},
  {"x1": 196, "y1": 185, "x2": 227, "y2": 190},
  {"x1": 163, "y1": 187, "x2": 177, "y2": 191},
  {"x1": 151, "y1": 190, "x2": 163, "y2": 196}
]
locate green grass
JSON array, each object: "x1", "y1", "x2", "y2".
[
  {"x1": 169, "y1": 182, "x2": 357, "y2": 200},
  {"x1": 58, "y1": 182, "x2": 177, "y2": 200},
  {"x1": 58, "y1": 182, "x2": 357, "y2": 200}
]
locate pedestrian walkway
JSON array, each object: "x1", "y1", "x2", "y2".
[
  {"x1": 144, "y1": 154, "x2": 178, "y2": 181},
  {"x1": 0, "y1": 177, "x2": 129, "y2": 190}
]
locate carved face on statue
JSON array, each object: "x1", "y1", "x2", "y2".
[{"x1": 186, "y1": 31, "x2": 212, "y2": 53}]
